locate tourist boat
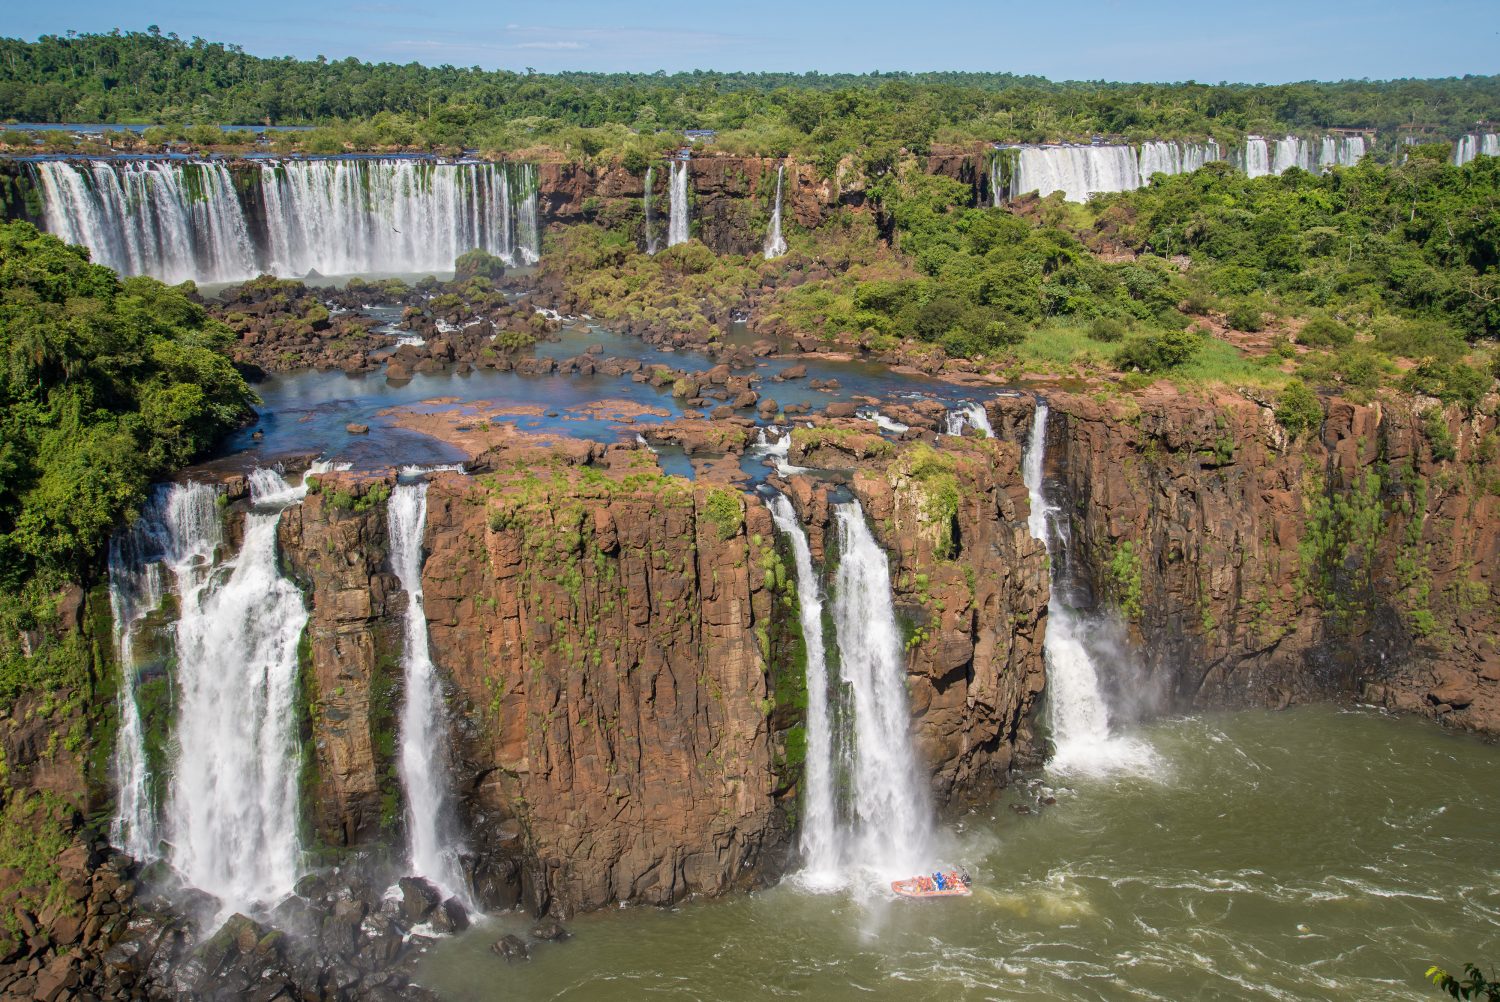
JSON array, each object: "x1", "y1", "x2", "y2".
[{"x1": 891, "y1": 872, "x2": 972, "y2": 899}]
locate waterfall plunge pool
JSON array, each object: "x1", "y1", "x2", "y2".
[{"x1": 418, "y1": 705, "x2": 1500, "y2": 1001}]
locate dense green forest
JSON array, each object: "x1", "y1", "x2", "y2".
[
  {"x1": 542, "y1": 144, "x2": 1499, "y2": 404},
  {"x1": 2, "y1": 29, "x2": 1498, "y2": 157},
  {"x1": 0, "y1": 221, "x2": 254, "y2": 587}
]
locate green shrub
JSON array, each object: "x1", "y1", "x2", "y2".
[
  {"x1": 1275, "y1": 379, "x2": 1323, "y2": 438},
  {"x1": 1226, "y1": 302, "x2": 1266, "y2": 332},
  {"x1": 1114, "y1": 328, "x2": 1203, "y2": 373},
  {"x1": 704, "y1": 488, "x2": 744, "y2": 540},
  {"x1": 1297, "y1": 314, "x2": 1353, "y2": 348},
  {"x1": 1087, "y1": 316, "x2": 1128, "y2": 342},
  {"x1": 1423, "y1": 409, "x2": 1457, "y2": 462}
]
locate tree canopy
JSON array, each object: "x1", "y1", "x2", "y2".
[{"x1": 0, "y1": 221, "x2": 255, "y2": 583}]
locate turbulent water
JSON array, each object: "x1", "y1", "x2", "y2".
[
  {"x1": 31, "y1": 158, "x2": 540, "y2": 282},
  {"x1": 830, "y1": 501, "x2": 931, "y2": 876},
  {"x1": 421, "y1": 705, "x2": 1500, "y2": 1001},
  {"x1": 763, "y1": 164, "x2": 788, "y2": 259},
  {"x1": 1023, "y1": 405, "x2": 1154, "y2": 775},
  {"x1": 668, "y1": 160, "x2": 691, "y2": 247},
  {"x1": 943, "y1": 401, "x2": 993, "y2": 438},
  {"x1": 388, "y1": 480, "x2": 472, "y2": 904},
  {"x1": 164, "y1": 472, "x2": 309, "y2": 915},
  {"x1": 765, "y1": 492, "x2": 837, "y2": 880},
  {"x1": 1010, "y1": 145, "x2": 1143, "y2": 203}
]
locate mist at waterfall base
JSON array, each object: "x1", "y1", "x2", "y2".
[
  {"x1": 1023, "y1": 404, "x2": 1158, "y2": 777},
  {"x1": 389, "y1": 480, "x2": 474, "y2": 907},
  {"x1": 421, "y1": 705, "x2": 1500, "y2": 1002}
]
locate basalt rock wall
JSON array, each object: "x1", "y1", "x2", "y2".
[
  {"x1": 1039, "y1": 389, "x2": 1500, "y2": 733},
  {"x1": 783, "y1": 407, "x2": 1051, "y2": 802},
  {"x1": 536, "y1": 156, "x2": 846, "y2": 256}
]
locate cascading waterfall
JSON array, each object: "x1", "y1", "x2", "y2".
[
  {"x1": 32, "y1": 158, "x2": 542, "y2": 282},
  {"x1": 1454, "y1": 134, "x2": 1500, "y2": 165},
  {"x1": 34, "y1": 160, "x2": 257, "y2": 284},
  {"x1": 765, "y1": 493, "x2": 837, "y2": 880},
  {"x1": 643, "y1": 165, "x2": 660, "y2": 255},
  {"x1": 107, "y1": 488, "x2": 177, "y2": 858},
  {"x1": 259, "y1": 159, "x2": 539, "y2": 275},
  {"x1": 165, "y1": 470, "x2": 309, "y2": 914},
  {"x1": 1138, "y1": 140, "x2": 1221, "y2": 180},
  {"x1": 668, "y1": 160, "x2": 690, "y2": 247},
  {"x1": 763, "y1": 164, "x2": 788, "y2": 259},
  {"x1": 1271, "y1": 135, "x2": 1312, "y2": 174},
  {"x1": 1239, "y1": 137, "x2": 1272, "y2": 178},
  {"x1": 943, "y1": 401, "x2": 993, "y2": 438},
  {"x1": 829, "y1": 501, "x2": 930, "y2": 873},
  {"x1": 1010, "y1": 145, "x2": 1142, "y2": 203},
  {"x1": 388, "y1": 481, "x2": 472, "y2": 905},
  {"x1": 1022, "y1": 404, "x2": 1154, "y2": 776}
]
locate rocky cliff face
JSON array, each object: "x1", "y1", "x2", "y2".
[
  {"x1": 279, "y1": 481, "x2": 405, "y2": 851},
  {"x1": 536, "y1": 156, "x2": 845, "y2": 256},
  {"x1": 273, "y1": 428, "x2": 1055, "y2": 915},
  {"x1": 1038, "y1": 388, "x2": 1500, "y2": 733}
]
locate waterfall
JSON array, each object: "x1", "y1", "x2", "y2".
[
  {"x1": 1022, "y1": 404, "x2": 1154, "y2": 776},
  {"x1": 259, "y1": 159, "x2": 538, "y2": 275},
  {"x1": 857, "y1": 407, "x2": 909, "y2": 434},
  {"x1": 1454, "y1": 134, "x2": 1500, "y2": 165},
  {"x1": 943, "y1": 401, "x2": 993, "y2": 438},
  {"x1": 752, "y1": 426, "x2": 807, "y2": 476},
  {"x1": 1010, "y1": 145, "x2": 1141, "y2": 202},
  {"x1": 108, "y1": 490, "x2": 173, "y2": 858},
  {"x1": 34, "y1": 160, "x2": 257, "y2": 284},
  {"x1": 830, "y1": 501, "x2": 930, "y2": 873},
  {"x1": 1270, "y1": 136, "x2": 1312, "y2": 174},
  {"x1": 763, "y1": 165, "x2": 788, "y2": 259},
  {"x1": 33, "y1": 158, "x2": 542, "y2": 282},
  {"x1": 1240, "y1": 137, "x2": 1272, "y2": 178},
  {"x1": 1138, "y1": 140, "x2": 1221, "y2": 180},
  {"x1": 990, "y1": 156, "x2": 1004, "y2": 207},
  {"x1": 643, "y1": 165, "x2": 659, "y2": 255},
  {"x1": 765, "y1": 493, "x2": 837, "y2": 880},
  {"x1": 668, "y1": 160, "x2": 690, "y2": 247},
  {"x1": 388, "y1": 482, "x2": 472, "y2": 905},
  {"x1": 165, "y1": 471, "x2": 309, "y2": 914}
]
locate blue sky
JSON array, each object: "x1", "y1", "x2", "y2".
[{"x1": 3, "y1": 1, "x2": 1496, "y2": 82}]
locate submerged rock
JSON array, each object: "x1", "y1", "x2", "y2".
[{"x1": 491, "y1": 934, "x2": 530, "y2": 963}]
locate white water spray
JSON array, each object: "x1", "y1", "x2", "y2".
[
  {"x1": 830, "y1": 501, "x2": 930, "y2": 874},
  {"x1": 1023, "y1": 404, "x2": 1154, "y2": 776},
  {"x1": 763, "y1": 164, "x2": 788, "y2": 259},
  {"x1": 765, "y1": 493, "x2": 837, "y2": 881},
  {"x1": 643, "y1": 165, "x2": 660, "y2": 255},
  {"x1": 943, "y1": 401, "x2": 993, "y2": 438},
  {"x1": 668, "y1": 160, "x2": 690, "y2": 247},
  {"x1": 389, "y1": 482, "x2": 473, "y2": 905},
  {"x1": 165, "y1": 472, "x2": 308, "y2": 915},
  {"x1": 35, "y1": 160, "x2": 256, "y2": 284}
]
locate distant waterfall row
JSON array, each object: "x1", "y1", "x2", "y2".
[
  {"x1": 766, "y1": 493, "x2": 930, "y2": 885},
  {"x1": 1454, "y1": 133, "x2": 1500, "y2": 165},
  {"x1": 992, "y1": 134, "x2": 1367, "y2": 203},
  {"x1": 32, "y1": 158, "x2": 541, "y2": 284}
]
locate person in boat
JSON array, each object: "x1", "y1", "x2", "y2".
[{"x1": 933, "y1": 871, "x2": 945, "y2": 891}]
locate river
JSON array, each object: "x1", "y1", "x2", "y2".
[{"x1": 420, "y1": 705, "x2": 1500, "y2": 1001}]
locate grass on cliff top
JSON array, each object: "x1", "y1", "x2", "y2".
[{"x1": 1007, "y1": 322, "x2": 1289, "y2": 389}]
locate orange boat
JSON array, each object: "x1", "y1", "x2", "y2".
[{"x1": 892, "y1": 871, "x2": 972, "y2": 899}]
